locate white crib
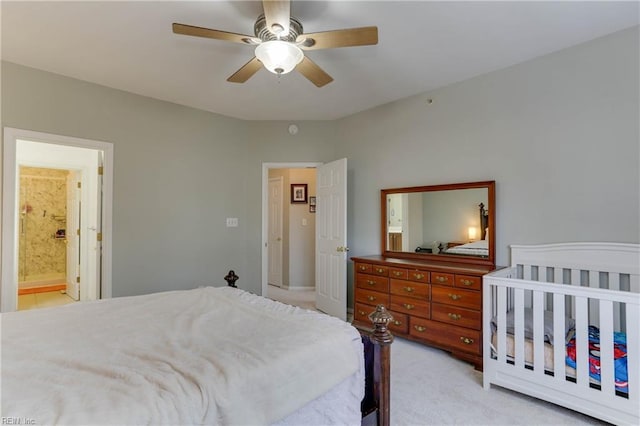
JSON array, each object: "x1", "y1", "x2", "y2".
[{"x1": 483, "y1": 242, "x2": 640, "y2": 425}]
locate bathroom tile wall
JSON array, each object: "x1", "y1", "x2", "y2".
[{"x1": 19, "y1": 166, "x2": 69, "y2": 285}]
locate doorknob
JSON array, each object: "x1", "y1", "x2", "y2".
[{"x1": 336, "y1": 246, "x2": 351, "y2": 252}]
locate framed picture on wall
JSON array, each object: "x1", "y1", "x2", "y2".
[
  {"x1": 291, "y1": 184, "x2": 308, "y2": 204},
  {"x1": 309, "y1": 196, "x2": 316, "y2": 213}
]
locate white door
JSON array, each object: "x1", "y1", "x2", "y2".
[
  {"x1": 315, "y1": 158, "x2": 348, "y2": 320},
  {"x1": 66, "y1": 171, "x2": 81, "y2": 300},
  {"x1": 268, "y1": 177, "x2": 283, "y2": 287}
]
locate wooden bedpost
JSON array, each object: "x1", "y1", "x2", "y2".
[{"x1": 369, "y1": 304, "x2": 393, "y2": 426}]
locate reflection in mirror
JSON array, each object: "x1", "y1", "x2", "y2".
[{"x1": 382, "y1": 181, "x2": 495, "y2": 266}]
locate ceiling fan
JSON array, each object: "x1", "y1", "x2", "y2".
[{"x1": 172, "y1": 0, "x2": 378, "y2": 87}]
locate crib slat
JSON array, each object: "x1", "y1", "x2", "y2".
[
  {"x1": 570, "y1": 269, "x2": 580, "y2": 318},
  {"x1": 554, "y1": 267, "x2": 563, "y2": 284},
  {"x1": 497, "y1": 285, "x2": 507, "y2": 365},
  {"x1": 553, "y1": 293, "x2": 565, "y2": 384},
  {"x1": 589, "y1": 270, "x2": 600, "y2": 326},
  {"x1": 523, "y1": 265, "x2": 532, "y2": 281},
  {"x1": 599, "y1": 300, "x2": 615, "y2": 396},
  {"x1": 631, "y1": 274, "x2": 640, "y2": 294},
  {"x1": 609, "y1": 273, "x2": 621, "y2": 330},
  {"x1": 514, "y1": 288, "x2": 525, "y2": 368},
  {"x1": 575, "y1": 297, "x2": 589, "y2": 391},
  {"x1": 626, "y1": 305, "x2": 639, "y2": 403},
  {"x1": 533, "y1": 291, "x2": 545, "y2": 377}
]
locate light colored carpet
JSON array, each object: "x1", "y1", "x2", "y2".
[
  {"x1": 266, "y1": 286, "x2": 606, "y2": 425},
  {"x1": 390, "y1": 338, "x2": 606, "y2": 425}
]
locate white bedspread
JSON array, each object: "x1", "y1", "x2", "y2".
[
  {"x1": 1, "y1": 287, "x2": 362, "y2": 425},
  {"x1": 445, "y1": 240, "x2": 488, "y2": 256}
]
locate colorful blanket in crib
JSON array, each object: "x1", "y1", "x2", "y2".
[{"x1": 566, "y1": 325, "x2": 628, "y2": 392}]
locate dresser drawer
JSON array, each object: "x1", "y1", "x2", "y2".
[
  {"x1": 431, "y1": 272, "x2": 454, "y2": 286},
  {"x1": 389, "y1": 268, "x2": 408, "y2": 279},
  {"x1": 407, "y1": 270, "x2": 429, "y2": 283},
  {"x1": 354, "y1": 303, "x2": 377, "y2": 323},
  {"x1": 356, "y1": 274, "x2": 390, "y2": 292},
  {"x1": 355, "y1": 263, "x2": 372, "y2": 274},
  {"x1": 455, "y1": 274, "x2": 482, "y2": 291},
  {"x1": 390, "y1": 295, "x2": 430, "y2": 319},
  {"x1": 409, "y1": 318, "x2": 481, "y2": 355},
  {"x1": 355, "y1": 288, "x2": 389, "y2": 307},
  {"x1": 431, "y1": 303, "x2": 481, "y2": 330},
  {"x1": 431, "y1": 286, "x2": 481, "y2": 310},
  {"x1": 388, "y1": 311, "x2": 409, "y2": 334},
  {"x1": 390, "y1": 279, "x2": 429, "y2": 299},
  {"x1": 370, "y1": 265, "x2": 389, "y2": 276}
]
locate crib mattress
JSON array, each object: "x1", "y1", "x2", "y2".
[{"x1": 491, "y1": 332, "x2": 578, "y2": 378}]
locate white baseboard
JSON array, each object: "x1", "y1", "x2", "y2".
[{"x1": 282, "y1": 285, "x2": 315, "y2": 291}]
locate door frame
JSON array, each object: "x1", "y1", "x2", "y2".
[
  {"x1": 1, "y1": 127, "x2": 114, "y2": 312},
  {"x1": 261, "y1": 162, "x2": 321, "y2": 297}
]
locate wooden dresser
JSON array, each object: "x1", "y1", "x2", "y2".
[{"x1": 351, "y1": 255, "x2": 495, "y2": 369}]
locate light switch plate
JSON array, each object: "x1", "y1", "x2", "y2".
[{"x1": 226, "y1": 218, "x2": 238, "y2": 227}]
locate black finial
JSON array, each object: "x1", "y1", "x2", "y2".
[{"x1": 224, "y1": 270, "x2": 239, "y2": 288}]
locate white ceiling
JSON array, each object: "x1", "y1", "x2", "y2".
[{"x1": 2, "y1": 1, "x2": 638, "y2": 121}]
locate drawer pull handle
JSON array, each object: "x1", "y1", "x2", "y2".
[
  {"x1": 448, "y1": 293, "x2": 462, "y2": 301},
  {"x1": 414, "y1": 325, "x2": 426, "y2": 332},
  {"x1": 436, "y1": 276, "x2": 448, "y2": 283},
  {"x1": 393, "y1": 320, "x2": 403, "y2": 326},
  {"x1": 367, "y1": 296, "x2": 376, "y2": 302},
  {"x1": 448, "y1": 313, "x2": 462, "y2": 320},
  {"x1": 460, "y1": 337, "x2": 474, "y2": 345},
  {"x1": 392, "y1": 271, "x2": 403, "y2": 277},
  {"x1": 375, "y1": 268, "x2": 384, "y2": 273},
  {"x1": 460, "y1": 279, "x2": 473, "y2": 286},
  {"x1": 358, "y1": 310, "x2": 366, "y2": 316},
  {"x1": 413, "y1": 273, "x2": 425, "y2": 280},
  {"x1": 403, "y1": 286, "x2": 415, "y2": 293},
  {"x1": 366, "y1": 280, "x2": 376, "y2": 286},
  {"x1": 403, "y1": 303, "x2": 415, "y2": 310},
  {"x1": 359, "y1": 265, "x2": 367, "y2": 271}
]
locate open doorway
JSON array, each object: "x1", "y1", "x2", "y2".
[
  {"x1": 264, "y1": 165, "x2": 318, "y2": 310},
  {"x1": 2, "y1": 128, "x2": 113, "y2": 312},
  {"x1": 261, "y1": 159, "x2": 348, "y2": 320}
]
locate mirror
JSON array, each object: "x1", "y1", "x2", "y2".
[{"x1": 381, "y1": 181, "x2": 495, "y2": 266}]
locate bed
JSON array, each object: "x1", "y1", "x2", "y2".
[
  {"x1": 443, "y1": 203, "x2": 490, "y2": 257},
  {"x1": 1, "y1": 276, "x2": 394, "y2": 425},
  {"x1": 483, "y1": 242, "x2": 640, "y2": 425}
]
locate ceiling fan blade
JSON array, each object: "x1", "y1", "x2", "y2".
[
  {"x1": 262, "y1": 0, "x2": 290, "y2": 36},
  {"x1": 227, "y1": 57, "x2": 263, "y2": 83},
  {"x1": 296, "y1": 57, "x2": 333, "y2": 88},
  {"x1": 173, "y1": 23, "x2": 258, "y2": 45},
  {"x1": 297, "y1": 26, "x2": 378, "y2": 50}
]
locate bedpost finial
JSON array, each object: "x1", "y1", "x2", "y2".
[
  {"x1": 369, "y1": 304, "x2": 394, "y2": 345},
  {"x1": 224, "y1": 270, "x2": 239, "y2": 288}
]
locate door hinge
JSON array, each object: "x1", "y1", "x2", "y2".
[
  {"x1": 76, "y1": 276, "x2": 80, "y2": 283},
  {"x1": 76, "y1": 228, "x2": 80, "y2": 236},
  {"x1": 97, "y1": 232, "x2": 102, "y2": 242},
  {"x1": 98, "y1": 166, "x2": 104, "y2": 176},
  {"x1": 77, "y1": 181, "x2": 81, "y2": 189}
]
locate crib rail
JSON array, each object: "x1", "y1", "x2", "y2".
[{"x1": 484, "y1": 270, "x2": 640, "y2": 424}]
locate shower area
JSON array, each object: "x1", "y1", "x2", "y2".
[{"x1": 18, "y1": 166, "x2": 69, "y2": 291}]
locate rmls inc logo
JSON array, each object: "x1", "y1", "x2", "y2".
[{"x1": 1, "y1": 418, "x2": 35, "y2": 425}]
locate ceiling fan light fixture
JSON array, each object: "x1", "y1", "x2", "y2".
[{"x1": 255, "y1": 40, "x2": 303, "y2": 75}]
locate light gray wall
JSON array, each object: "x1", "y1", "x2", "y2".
[
  {"x1": 1, "y1": 62, "x2": 253, "y2": 297},
  {"x1": 288, "y1": 168, "x2": 316, "y2": 289},
  {"x1": 336, "y1": 26, "x2": 639, "y2": 272},
  {"x1": 1, "y1": 26, "x2": 637, "y2": 304}
]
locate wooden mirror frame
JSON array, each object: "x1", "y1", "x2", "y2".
[{"x1": 381, "y1": 181, "x2": 496, "y2": 267}]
